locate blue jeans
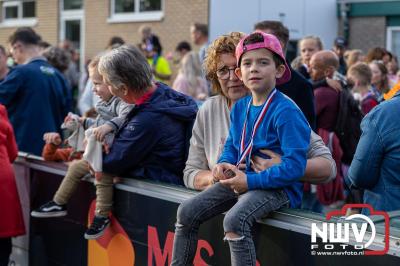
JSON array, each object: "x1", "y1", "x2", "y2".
[
  {"x1": 301, "y1": 191, "x2": 323, "y2": 213},
  {"x1": 171, "y1": 182, "x2": 289, "y2": 266}
]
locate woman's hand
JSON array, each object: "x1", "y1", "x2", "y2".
[
  {"x1": 193, "y1": 170, "x2": 215, "y2": 191},
  {"x1": 251, "y1": 149, "x2": 282, "y2": 173}
]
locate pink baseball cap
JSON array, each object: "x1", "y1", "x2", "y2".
[{"x1": 235, "y1": 31, "x2": 291, "y2": 85}]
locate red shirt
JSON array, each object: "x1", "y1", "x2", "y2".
[
  {"x1": 361, "y1": 96, "x2": 378, "y2": 115},
  {"x1": 314, "y1": 86, "x2": 340, "y2": 131}
]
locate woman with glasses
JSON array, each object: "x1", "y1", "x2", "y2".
[
  {"x1": 182, "y1": 32, "x2": 248, "y2": 190},
  {"x1": 183, "y1": 32, "x2": 336, "y2": 192}
]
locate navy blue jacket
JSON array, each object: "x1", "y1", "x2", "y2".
[
  {"x1": 277, "y1": 66, "x2": 316, "y2": 130},
  {"x1": 103, "y1": 83, "x2": 198, "y2": 185},
  {"x1": 0, "y1": 58, "x2": 71, "y2": 155}
]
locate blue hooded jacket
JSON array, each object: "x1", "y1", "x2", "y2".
[
  {"x1": 0, "y1": 58, "x2": 72, "y2": 156},
  {"x1": 103, "y1": 83, "x2": 198, "y2": 185}
]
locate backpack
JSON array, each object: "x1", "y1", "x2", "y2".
[{"x1": 334, "y1": 89, "x2": 364, "y2": 165}]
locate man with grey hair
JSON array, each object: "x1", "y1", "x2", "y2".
[{"x1": 98, "y1": 44, "x2": 198, "y2": 186}]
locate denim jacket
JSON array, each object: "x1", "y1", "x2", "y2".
[{"x1": 347, "y1": 92, "x2": 400, "y2": 213}]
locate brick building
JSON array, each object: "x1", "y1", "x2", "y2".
[
  {"x1": 0, "y1": 0, "x2": 208, "y2": 71},
  {"x1": 338, "y1": 0, "x2": 400, "y2": 57}
]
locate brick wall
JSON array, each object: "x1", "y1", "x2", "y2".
[
  {"x1": 84, "y1": 0, "x2": 208, "y2": 64},
  {"x1": 84, "y1": 0, "x2": 208, "y2": 84},
  {"x1": 0, "y1": 0, "x2": 209, "y2": 54},
  {"x1": 0, "y1": 0, "x2": 208, "y2": 81},
  {"x1": 0, "y1": 0, "x2": 58, "y2": 47},
  {"x1": 348, "y1": 16, "x2": 386, "y2": 52}
]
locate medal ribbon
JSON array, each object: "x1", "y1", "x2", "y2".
[{"x1": 236, "y1": 88, "x2": 277, "y2": 166}]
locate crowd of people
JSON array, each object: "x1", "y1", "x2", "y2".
[{"x1": 0, "y1": 19, "x2": 399, "y2": 265}]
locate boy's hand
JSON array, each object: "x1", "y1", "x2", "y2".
[
  {"x1": 251, "y1": 149, "x2": 281, "y2": 173},
  {"x1": 212, "y1": 163, "x2": 236, "y2": 182},
  {"x1": 237, "y1": 163, "x2": 246, "y2": 171},
  {"x1": 92, "y1": 124, "x2": 113, "y2": 142},
  {"x1": 220, "y1": 168, "x2": 248, "y2": 194},
  {"x1": 43, "y1": 132, "x2": 62, "y2": 145}
]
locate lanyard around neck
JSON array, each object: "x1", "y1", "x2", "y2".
[{"x1": 236, "y1": 88, "x2": 277, "y2": 167}]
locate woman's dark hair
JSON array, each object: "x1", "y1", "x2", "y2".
[{"x1": 366, "y1": 47, "x2": 390, "y2": 63}]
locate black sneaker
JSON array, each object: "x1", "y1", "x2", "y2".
[
  {"x1": 84, "y1": 216, "x2": 110, "y2": 240},
  {"x1": 31, "y1": 201, "x2": 67, "y2": 218}
]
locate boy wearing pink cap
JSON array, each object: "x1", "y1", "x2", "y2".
[{"x1": 171, "y1": 32, "x2": 310, "y2": 265}]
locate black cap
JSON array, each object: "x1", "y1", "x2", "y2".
[{"x1": 334, "y1": 37, "x2": 347, "y2": 48}]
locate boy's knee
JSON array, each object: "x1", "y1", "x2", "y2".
[
  {"x1": 223, "y1": 210, "x2": 242, "y2": 234},
  {"x1": 69, "y1": 159, "x2": 87, "y2": 171},
  {"x1": 69, "y1": 159, "x2": 81, "y2": 168}
]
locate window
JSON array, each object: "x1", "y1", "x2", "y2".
[
  {"x1": 22, "y1": 1, "x2": 35, "y2": 17},
  {"x1": 1, "y1": 0, "x2": 37, "y2": 27},
  {"x1": 63, "y1": 0, "x2": 83, "y2": 10},
  {"x1": 139, "y1": 0, "x2": 161, "y2": 12},
  {"x1": 115, "y1": 0, "x2": 135, "y2": 13},
  {"x1": 109, "y1": 0, "x2": 163, "y2": 23},
  {"x1": 5, "y1": 5, "x2": 18, "y2": 19},
  {"x1": 387, "y1": 26, "x2": 400, "y2": 61}
]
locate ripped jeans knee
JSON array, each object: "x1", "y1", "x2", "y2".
[
  {"x1": 223, "y1": 208, "x2": 251, "y2": 239},
  {"x1": 223, "y1": 230, "x2": 257, "y2": 266},
  {"x1": 223, "y1": 232, "x2": 245, "y2": 242}
]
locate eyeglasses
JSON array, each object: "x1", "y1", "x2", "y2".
[{"x1": 216, "y1": 66, "x2": 237, "y2": 80}]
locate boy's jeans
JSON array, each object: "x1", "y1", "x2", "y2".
[
  {"x1": 171, "y1": 182, "x2": 289, "y2": 266},
  {"x1": 53, "y1": 159, "x2": 113, "y2": 217}
]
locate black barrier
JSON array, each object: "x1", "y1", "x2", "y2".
[{"x1": 11, "y1": 155, "x2": 400, "y2": 266}]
